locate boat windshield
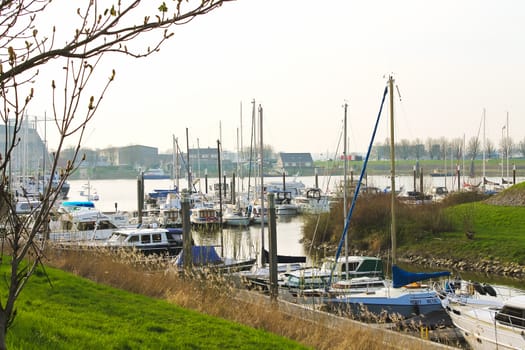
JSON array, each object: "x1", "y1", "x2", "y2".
[
  {"x1": 108, "y1": 232, "x2": 128, "y2": 243},
  {"x1": 495, "y1": 306, "x2": 525, "y2": 328}
]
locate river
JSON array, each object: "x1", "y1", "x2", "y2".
[{"x1": 66, "y1": 175, "x2": 525, "y2": 289}]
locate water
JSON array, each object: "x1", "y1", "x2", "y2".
[
  {"x1": 66, "y1": 177, "x2": 313, "y2": 260},
  {"x1": 66, "y1": 174, "x2": 525, "y2": 213}
]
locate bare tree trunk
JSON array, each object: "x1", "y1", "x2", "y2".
[
  {"x1": 0, "y1": 310, "x2": 7, "y2": 350},
  {"x1": 0, "y1": 0, "x2": 232, "y2": 345}
]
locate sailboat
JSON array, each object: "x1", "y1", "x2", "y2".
[
  {"x1": 235, "y1": 101, "x2": 306, "y2": 290},
  {"x1": 280, "y1": 102, "x2": 386, "y2": 296},
  {"x1": 323, "y1": 76, "x2": 449, "y2": 320}
]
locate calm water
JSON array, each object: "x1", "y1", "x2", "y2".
[
  {"x1": 67, "y1": 173, "x2": 522, "y2": 212},
  {"x1": 66, "y1": 177, "x2": 314, "y2": 260},
  {"x1": 65, "y1": 175, "x2": 525, "y2": 288}
]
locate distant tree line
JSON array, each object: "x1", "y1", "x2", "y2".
[{"x1": 372, "y1": 135, "x2": 525, "y2": 162}]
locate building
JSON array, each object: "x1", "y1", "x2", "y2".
[
  {"x1": 275, "y1": 152, "x2": 314, "y2": 175},
  {"x1": 98, "y1": 145, "x2": 159, "y2": 170},
  {"x1": 0, "y1": 119, "x2": 47, "y2": 174}
]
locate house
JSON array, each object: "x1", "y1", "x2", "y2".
[{"x1": 275, "y1": 152, "x2": 314, "y2": 175}]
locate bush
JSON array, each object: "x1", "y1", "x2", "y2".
[
  {"x1": 441, "y1": 191, "x2": 490, "y2": 206},
  {"x1": 302, "y1": 192, "x2": 455, "y2": 254}
]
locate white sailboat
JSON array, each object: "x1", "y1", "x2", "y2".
[
  {"x1": 79, "y1": 180, "x2": 99, "y2": 201},
  {"x1": 324, "y1": 76, "x2": 449, "y2": 319},
  {"x1": 281, "y1": 102, "x2": 387, "y2": 297}
]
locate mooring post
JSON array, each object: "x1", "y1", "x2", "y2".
[
  {"x1": 182, "y1": 192, "x2": 192, "y2": 271},
  {"x1": 420, "y1": 167, "x2": 424, "y2": 194},
  {"x1": 413, "y1": 165, "x2": 417, "y2": 192},
  {"x1": 457, "y1": 165, "x2": 461, "y2": 192},
  {"x1": 137, "y1": 172, "x2": 144, "y2": 226},
  {"x1": 268, "y1": 193, "x2": 278, "y2": 301}
]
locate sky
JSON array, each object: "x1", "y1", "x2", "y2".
[{"x1": 30, "y1": 1, "x2": 525, "y2": 158}]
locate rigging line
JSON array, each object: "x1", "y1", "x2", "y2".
[
  {"x1": 328, "y1": 85, "x2": 389, "y2": 287},
  {"x1": 307, "y1": 117, "x2": 345, "y2": 258},
  {"x1": 246, "y1": 100, "x2": 256, "y2": 203},
  {"x1": 321, "y1": 117, "x2": 345, "y2": 193},
  {"x1": 472, "y1": 111, "x2": 484, "y2": 161},
  {"x1": 393, "y1": 83, "x2": 415, "y2": 148}
]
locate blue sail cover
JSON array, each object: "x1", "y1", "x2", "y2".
[
  {"x1": 62, "y1": 201, "x2": 95, "y2": 208},
  {"x1": 392, "y1": 265, "x2": 450, "y2": 288},
  {"x1": 174, "y1": 246, "x2": 222, "y2": 267}
]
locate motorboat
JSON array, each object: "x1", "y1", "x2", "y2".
[
  {"x1": 272, "y1": 191, "x2": 298, "y2": 216},
  {"x1": 15, "y1": 198, "x2": 42, "y2": 214},
  {"x1": 222, "y1": 207, "x2": 250, "y2": 227},
  {"x1": 47, "y1": 201, "x2": 121, "y2": 241},
  {"x1": 281, "y1": 255, "x2": 384, "y2": 296},
  {"x1": 444, "y1": 295, "x2": 525, "y2": 349},
  {"x1": 142, "y1": 168, "x2": 170, "y2": 180},
  {"x1": 104, "y1": 227, "x2": 186, "y2": 256},
  {"x1": 248, "y1": 204, "x2": 268, "y2": 225},
  {"x1": 190, "y1": 205, "x2": 219, "y2": 227},
  {"x1": 293, "y1": 188, "x2": 331, "y2": 214}
]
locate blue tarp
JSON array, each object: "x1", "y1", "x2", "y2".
[
  {"x1": 148, "y1": 189, "x2": 178, "y2": 199},
  {"x1": 174, "y1": 246, "x2": 222, "y2": 267},
  {"x1": 166, "y1": 227, "x2": 183, "y2": 234},
  {"x1": 392, "y1": 265, "x2": 450, "y2": 288},
  {"x1": 62, "y1": 201, "x2": 95, "y2": 208}
]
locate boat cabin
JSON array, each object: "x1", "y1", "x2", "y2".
[
  {"x1": 283, "y1": 256, "x2": 384, "y2": 291},
  {"x1": 15, "y1": 199, "x2": 41, "y2": 214},
  {"x1": 495, "y1": 296, "x2": 525, "y2": 328},
  {"x1": 190, "y1": 207, "x2": 218, "y2": 226},
  {"x1": 105, "y1": 227, "x2": 186, "y2": 256}
]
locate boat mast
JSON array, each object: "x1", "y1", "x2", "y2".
[
  {"x1": 186, "y1": 128, "x2": 191, "y2": 192},
  {"x1": 343, "y1": 102, "x2": 348, "y2": 278},
  {"x1": 462, "y1": 133, "x2": 465, "y2": 187},
  {"x1": 388, "y1": 76, "x2": 396, "y2": 265},
  {"x1": 506, "y1": 111, "x2": 509, "y2": 180},
  {"x1": 482, "y1": 108, "x2": 486, "y2": 191},
  {"x1": 239, "y1": 101, "x2": 244, "y2": 192},
  {"x1": 259, "y1": 104, "x2": 265, "y2": 266},
  {"x1": 247, "y1": 100, "x2": 256, "y2": 204},
  {"x1": 197, "y1": 138, "x2": 201, "y2": 191}
]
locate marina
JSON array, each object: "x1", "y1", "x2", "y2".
[
  {"x1": 64, "y1": 176, "x2": 525, "y2": 289},
  {"x1": 55, "y1": 175, "x2": 525, "y2": 348}
]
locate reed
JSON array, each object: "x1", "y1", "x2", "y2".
[{"x1": 43, "y1": 248, "x2": 458, "y2": 349}]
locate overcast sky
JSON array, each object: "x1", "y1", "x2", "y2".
[{"x1": 32, "y1": 1, "x2": 525, "y2": 157}]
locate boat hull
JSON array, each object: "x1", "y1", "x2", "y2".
[
  {"x1": 223, "y1": 217, "x2": 250, "y2": 226},
  {"x1": 143, "y1": 175, "x2": 170, "y2": 180},
  {"x1": 326, "y1": 289, "x2": 444, "y2": 319},
  {"x1": 446, "y1": 304, "x2": 525, "y2": 350}
]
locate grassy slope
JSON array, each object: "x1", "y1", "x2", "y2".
[
  {"x1": 401, "y1": 183, "x2": 525, "y2": 264},
  {"x1": 7, "y1": 267, "x2": 308, "y2": 350}
]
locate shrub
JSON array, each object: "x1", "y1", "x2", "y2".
[{"x1": 302, "y1": 192, "x2": 454, "y2": 254}]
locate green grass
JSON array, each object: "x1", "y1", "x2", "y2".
[
  {"x1": 401, "y1": 201, "x2": 525, "y2": 264},
  {"x1": 304, "y1": 180, "x2": 525, "y2": 267},
  {"x1": 7, "y1": 267, "x2": 308, "y2": 350}
]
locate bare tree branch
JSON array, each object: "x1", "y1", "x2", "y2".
[{"x1": 0, "y1": 1, "x2": 234, "y2": 348}]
